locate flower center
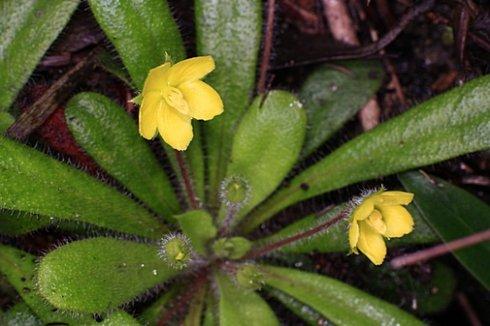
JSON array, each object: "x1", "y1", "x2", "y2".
[{"x1": 163, "y1": 86, "x2": 190, "y2": 115}]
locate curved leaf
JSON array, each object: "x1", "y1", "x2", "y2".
[
  {"x1": 0, "y1": 245, "x2": 93, "y2": 324},
  {"x1": 195, "y1": 0, "x2": 262, "y2": 208},
  {"x1": 256, "y1": 203, "x2": 437, "y2": 254},
  {"x1": 215, "y1": 272, "x2": 279, "y2": 326},
  {"x1": 245, "y1": 74, "x2": 490, "y2": 232},
  {"x1": 66, "y1": 92, "x2": 180, "y2": 219},
  {"x1": 221, "y1": 91, "x2": 306, "y2": 225},
  {"x1": 300, "y1": 60, "x2": 384, "y2": 156},
  {"x1": 38, "y1": 237, "x2": 176, "y2": 313},
  {"x1": 0, "y1": 0, "x2": 79, "y2": 111},
  {"x1": 399, "y1": 171, "x2": 490, "y2": 289},
  {"x1": 88, "y1": 0, "x2": 185, "y2": 89},
  {"x1": 267, "y1": 287, "x2": 324, "y2": 325},
  {"x1": 99, "y1": 311, "x2": 141, "y2": 325},
  {"x1": 262, "y1": 265, "x2": 422, "y2": 325},
  {"x1": 0, "y1": 136, "x2": 165, "y2": 239},
  {"x1": 0, "y1": 210, "x2": 51, "y2": 236}
]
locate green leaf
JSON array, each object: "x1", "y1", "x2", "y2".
[
  {"x1": 2, "y1": 303, "x2": 41, "y2": 326},
  {"x1": 256, "y1": 203, "x2": 437, "y2": 254},
  {"x1": 176, "y1": 210, "x2": 217, "y2": 255},
  {"x1": 139, "y1": 286, "x2": 179, "y2": 325},
  {"x1": 245, "y1": 74, "x2": 490, "y2": 232},
  {"x1": 300, "y1": 60, "x2": 384, "y2": 156},
  {"x1": 96, "y1": 50, "x2": 132, "y2": 86},
  {"x1": 0, "y1": 135, "x2": 165, "y2": 239},
  {"x1": 267, "y1": 287, "x2": 324, "y2": 326},
  {"x1": 195, "y1": 0, "x2": 262, "y2": 208},
  {"x1": 66, "y1": 92, "x2": 180, "y2": 219},
  {"x1": 183, "y1": 283, "x2": 206, "y2": 326},
  {"x1": 99, "y1": 311, "x2": 141, "y2": 325},
  {"x1": 0, "y1": 245, "x2": 93, "y2": 324},
  {"x1": 0, "y1": 112, "x2": 14, "y2": 133},
  {"x1": 0, "y1": 210, "x2": 51, "y2": 236},
  {"x1": 399, "y1": 171, "x2": 490, "y2": 289},
  {"x1": 223, "y1": 91, "x2": 306, "y2": 224},
  {"x1": 0, "y1": 0, "x2": 79, "y2": 111},
  {"x1": 262, "y1": 265, "x2": 422, "y2": 325},
  {"x1": 38, "y1": 237, "x2": 177, "y2": 313},
  {"x1": 203, "y1": 289, "x2": 217, "y2": 326},
  {"x1": 212, "y1": 237, "x2": 252, "y2": 260},
  {"x1": 215, "y1": 272, "x2": 279, "y2": 326},
  {"x1": 88, "y1": 0, "x2": 185, "y2": 89}
]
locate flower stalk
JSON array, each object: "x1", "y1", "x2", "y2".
[{"x1": 174, "y1": 150, "x2": 199, "y2": 209}]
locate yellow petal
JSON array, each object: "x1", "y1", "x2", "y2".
[
  {"x1": 157, "y1": 104, "x2": 193, "y2": 151},
  {"x1": 378, "y1": 205, "x2": 414, "y2": 238},
  {"x1": 167, "y1": 56, "x2": 215, "y2": 86},
  {"x1": 142, "y1": 62, "x2": 171, "y2": 95},
  {"x1": 357, "y1": 221, "x2": 387, "y2": 265},
  {"x1": 378, "y1": 191, "x2": 414, "y2": 205},
  {"x1": 179, "y1": 80, "x2": 224, "y2": 120},
  {"x1": 349, "y1": 221, "x2": 360, "y2": 253},
  {"x1": 366, "y1": 209, "x2": 387, "y2": 235},
  {"x1": 139, "y1": 92, "x2": 162, "y2": 139},
  {"x1": 163, "y1": 86, "x2": 190, "y2": 115},
  {"x1": 352, "y1": 197, "x2": 375, "y2": 221}
]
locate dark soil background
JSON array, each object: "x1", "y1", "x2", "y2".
[{"x1": 1, "y1": 0, "x2": 489, "y2": 325}]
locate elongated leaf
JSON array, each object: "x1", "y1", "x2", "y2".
[
  {"x1": 88, "y1": 0, "x2": 185, "y2": 89},
  {"x1": 177, "y1": 210, "x2": 217, "y2": 255},
  {"x1": 183, "y1": 283, "x2": 206, "y2": 326},
  {"x1": 139, "y1": 286, "x2": 179, "y2": 325},
  {"x1": 195, "y1": 0, "x2": 262, "y2": 208},
  {"x1": 0, "y1": 136, "x2": 165, "y2": 238},
  {"x1": 66, "y1": 92, "x2": 180, "y2": 219},
  {"x1": 300, "y1": 60, "x2": 383, "y2": 156},
  {"x1": 222, "y1": 91, "x2": 306, "y2": 225},
  {"x1": 0, "y1": 210, "x2": 51, "y2": 236},
  {"x1": 256, "y1": 203, "x2": 437, "y2": 254},
  {"x1": 0, "y1": 112, "x2": 14, "y2": 133},
  {"x1": 215, "y1": 272, "x2": 279, "y2": 326},
  {"x1": 0, "y1": 0, "x2": 79, "y2": 111},
  {"x1": 0, "y1": 245, "x2": 93, "y2": 324},
  {"x1": 99, "y1": 311, "x2": 141, "y2": 325},
  {"x1": 245, "y1": 74, "x2": 490, "y2": 232},
  {"x1": 262, "y1": 266, "x2": 422, "y2": 325},
  {"x1": 399, "y1": 171, "x2": 490, "y2": 289},
  {"x1": 267, "y1": 287, "x2": 324, "y2": 326},
  {"x1": 38, "y1": 237, "x2": 176, "y2": 313}
]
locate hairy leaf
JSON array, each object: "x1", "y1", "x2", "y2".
[
  {"x1": 300, "y1": 60, "x2": 383, "y2": 156},
  {"x1": 400, "y1": 171, "x2": 490, "y2": 289},
  {"x1": 0, "y1": 245, "x2": 93, "y2": 324},
  {"x1": 66, "y1": 92, "x2": 179, "y2": 219},
  {"x1": 262, "y1": 265, "x2": 422, "y2": 325},
  {"x1": 0, "y1": 210, "x2": 51, "y2": 236},
  {"x1": 195, "y1": 0, "x2": 262, "y2": 208},
  {"x1": 38, "y1": 237, "x2": 176, "y2": 313},
  {"x1": 177, "y1": 210, "x2": 217, "y2": 255},
  {"x1": 215, "y1": 272, "x2": 279, "y2": 326},
  {"x1": 222, "y1": 91, "x2": 306, "y2": 225},
  {"x1": 245, "y1": 75, "x2": 490, "y2": 232},
  {"x1": 0, "y1": 0, "x2": 79, "y2": 111},
  {"x1": 0, "y1": 136, "x2": 165, "y2": 238},
  {"x1": 88, "y1": 0, "x2": 185, "y2": 89}
]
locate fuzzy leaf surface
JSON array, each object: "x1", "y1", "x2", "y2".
[
  {"x1": 300, "y1": 60, "x2": 383, "y2": 156},
  {"x1": 245, "y1": 75, "x2": 490, "y2": 232},
  {"x1": 216, "y1": 272, "x2": 278, "y2": 326},
  {"x1": 262, "y1": 265, "x2": 422, "y2": 325},
  {"x1": 38, "y1": 237, "x2": 176, "y2": 313},
  {"x1": 223, "y1": 91, "x2": 306, "y2": 224},
  {"x1": 66, "y1": 92, "x2": 179, "y2": 219},
  {"x1": 399, "y1": 171, "x2": 490, "y2": 289},
  {"x1": 0, "y1": 0, "x2": 79, "y2": 111},
  {"x1": 177, "y1": 210, "x2": 217, "y2": 255},
  {"x1": 0, "y1": 210, "x2": 51, "y2": 236},
  {"x1": 0, "y1": 136, "x2": 165, "y2": 238},
  {"x1": 195, "y1": 0, "x2": 262, "y2": 208}
]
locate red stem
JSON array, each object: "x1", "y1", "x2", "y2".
[
  {"x1": 391, "y1": 229, "x2": 490, "y2": 269},
  {"x1": 242, "y1": 211, "x2": 347, "y2": 260},
  {"x1": 174, "y1": 150, "x2": 199, "y2": 209},
  {"x1": 257, "y1": 0, "x2": 276, "y2": 94}
]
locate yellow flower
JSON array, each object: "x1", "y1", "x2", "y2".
[
  {"x1": 348, "y1": 190, "x2": 415, "y2": 265},
  {"x1": 138, "y1": 56, "x2": 223, "y2": 150}
]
